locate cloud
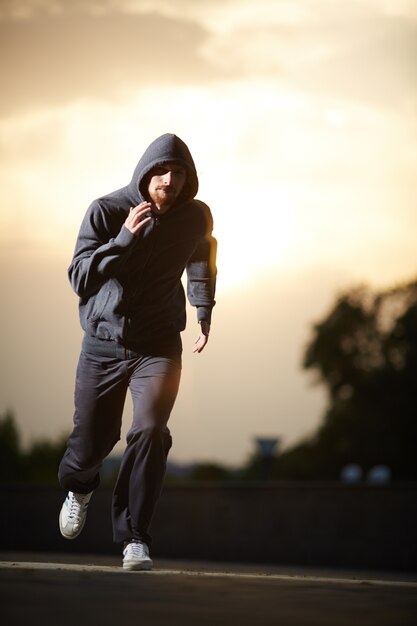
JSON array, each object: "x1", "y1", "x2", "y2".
[
  {"x1": 292, "y1": 15, "x2": 417, "y2": 112},
  {"x1": 200, "y1": 4, "x2": 417, "y2": 112},
  {"x1": 0, "y1": 9, "x2": 222, "y2": 117},
  {"x1": 1, "y1": 0, "x2": 416, "y2": 118}
]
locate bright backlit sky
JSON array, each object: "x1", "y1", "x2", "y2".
[{"x1": 0, "y1": 0, "x2": 416, "y2": 465}]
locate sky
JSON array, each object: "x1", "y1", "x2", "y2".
[{"x1": 0, "y1": 0, "x2": 416, "y2": 466}]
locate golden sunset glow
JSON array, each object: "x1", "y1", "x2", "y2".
[{"x1": 1, "y1": 0, "x2": 416, "y2": 464}]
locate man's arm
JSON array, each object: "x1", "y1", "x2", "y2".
[
  {"x1": 186, "y1": 203, "x2": 217, "y2": 354},
  {"x1": 69, "y1": 201, "x2": 151, "y2": 298}
]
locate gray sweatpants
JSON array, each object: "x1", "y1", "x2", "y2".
[{"x1": 58, "y1": 348, "x2": 182, "y2": 546}]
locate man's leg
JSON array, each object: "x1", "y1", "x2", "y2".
[
  {"x1": 112, "y1": 354, "x2": 182, "y2": 548},
  {"x1": 58, "y1": 351, "x2": 129, "y2": 537}
]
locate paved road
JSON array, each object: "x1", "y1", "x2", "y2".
[{"x1": 1, "y1": 554, "x2": 416, "y2": 626}]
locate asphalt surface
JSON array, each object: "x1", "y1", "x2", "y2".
[{"x1": 1, "y1": 553, "x2": 416, "y2": 626}]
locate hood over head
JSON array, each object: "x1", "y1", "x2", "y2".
[{"x1": 130, "y1": 133, "x2": 199, "y2": 206}]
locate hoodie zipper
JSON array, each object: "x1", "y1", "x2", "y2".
[{"x1": 123, "y1": 215, "x2": 159, "y2": 345}]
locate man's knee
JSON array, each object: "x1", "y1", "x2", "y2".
[{"x1": 127, "y1": 425, "x2": 172, "y2": 452}]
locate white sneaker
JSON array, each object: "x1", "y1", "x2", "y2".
[
  {"x1": 123, "y1": 541, "x2": 153, "y2": 571},
  {"x1": 59, "y1": 491, "x2": 92, "y2": 539}
]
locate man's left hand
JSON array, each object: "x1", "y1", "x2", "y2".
[{"x1": 193, "y1": 321, "x2": 210, "y2": 353}]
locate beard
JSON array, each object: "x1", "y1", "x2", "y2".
[{"x1": 150, "y1": 187, "x2": 178, "y2": 212}]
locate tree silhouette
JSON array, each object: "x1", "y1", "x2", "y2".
[
  {"x1": 26, "y1": 435, "x2": 68, "y2": 484},
  {"x1": 299, "y1": 279, "x2": 417, "y2": 479},
  {"x1": 0, "y1": 409, "x2": 25, "y2": 482},
  {"x1": 241, "y1": 278, "x2": 417, "y2": 481},
  {"x1": 0, "y1": 409, "x2": 69, "y2": 484}
]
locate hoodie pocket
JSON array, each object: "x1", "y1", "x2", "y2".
[{"x1": 88, "y1": 287, "x2": 112, "y2": 323}]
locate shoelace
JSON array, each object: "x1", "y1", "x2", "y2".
[
  {"x1": 67, "y1": 492, "x2": 90, "y2": 521},
  {"x1": 125, "y1": 542, "x2": 148, "y2": 559}
]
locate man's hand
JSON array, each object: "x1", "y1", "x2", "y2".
[
  {"x1": 124, "y1": 202, "x2": 153, "y2": 235},
  {"x1": 193, "y1": 320, "x2": 210, "y2": 354}
]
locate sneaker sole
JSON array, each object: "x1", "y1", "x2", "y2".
[{"x1": 123, "y1": 560, "x2": 153, "y2": 571}]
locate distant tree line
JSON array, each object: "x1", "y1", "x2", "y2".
[
  {"x1": 0, "y1": 409, "x2": 68, "y2": 485},
  {"x1": 243, "y1": 277, "x2": 417, "y2": 481},
  {"x1": 2, "y1": 277, "x2": 416, "y2": 484}
]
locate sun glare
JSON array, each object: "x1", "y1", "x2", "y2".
[{"x1": 208, "y1": 182, "x2": 296, "y2": 291}]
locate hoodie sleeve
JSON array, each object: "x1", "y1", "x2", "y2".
[
  {"x1": 68, "y1": 200, "x2": 137, "y2": 298},
  {"x1": 186, "y1": 203, "x2": 217, "y2": 324}
]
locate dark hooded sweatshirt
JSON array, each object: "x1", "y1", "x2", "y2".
[{"x1": 68, "y1": 133, "x2": 217, "y2": 354}]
